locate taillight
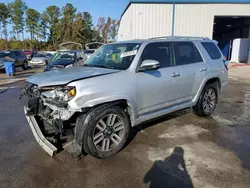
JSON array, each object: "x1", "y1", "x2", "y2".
[{"x1": 223, "y1": 59, "x2": 228, "y2": 71}]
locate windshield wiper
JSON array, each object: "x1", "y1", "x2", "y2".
[{"x1": 83, "y1": 64, "x2": 114, "y2": 69}]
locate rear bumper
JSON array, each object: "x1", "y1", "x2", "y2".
[{"x1": 24, "y1": 106, "x2": 57, "y2": 156}]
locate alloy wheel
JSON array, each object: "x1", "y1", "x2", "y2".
[
  {"x1": 93, "y1": 114, "x2": 125, "y2": 152},
  {"x1": 202, "y1": 88, "x2": 216, "y2": 114}
]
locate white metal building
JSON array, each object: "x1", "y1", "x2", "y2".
[{"x1": 118, "y1": 0, "x2": 250, "y2": 41}]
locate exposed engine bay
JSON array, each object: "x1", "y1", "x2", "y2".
[{"x1": 20, "y1": 83, "x2": 79, "y2": 156}]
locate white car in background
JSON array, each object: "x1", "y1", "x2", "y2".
[{"x1": 30, "y1": 53, "x2": 53, "y2": 66}]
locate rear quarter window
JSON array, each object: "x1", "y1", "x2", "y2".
[
  {"x1": 201, "y1": 42, "x2": 222, "y2": 60},
  {"x1": 173, "y1": 42, "x2": 203, "y2": 66}
]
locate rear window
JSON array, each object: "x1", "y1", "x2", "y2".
[{"x1": 201, "y1": 42, "x2": 221, "y2": 60}]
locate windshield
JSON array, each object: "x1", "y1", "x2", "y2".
[
  {"x1": 85, "y1": 43, "x2": 141, "y2": 70},
  {"x1": 0, "y1": 52, "x2": 9, "y2": 58},
  {"x1": 52, "y1": 51, "x2": 75, "y2": 61}
]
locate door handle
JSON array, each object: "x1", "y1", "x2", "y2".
[
  {"x1": 171, "y1": 72, "x2": 180, "y2": 77},
  {"x1": 200, "y1": 68, "x2": 207, "y2": 72}
]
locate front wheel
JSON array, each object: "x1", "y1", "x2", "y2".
[
  {"x1": 76, "y1": 105, "x2": 131, "y2": 159},
  {"x1": 193, "y1": 83, "x2": 218, "y2": 117}
]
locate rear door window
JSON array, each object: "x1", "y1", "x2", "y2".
[
  {"x1": 201, "y1": 42, "x2": 222, "y2": 60},
  {"x1": 14, "y1": 51, "x2": 20, "y2": 56},
  {"x1": 173, "y1": 42, "x2": 203, "y2": 66},
  {"x1": 140, "y1": 42, "x2": 174, "y2": 68}
]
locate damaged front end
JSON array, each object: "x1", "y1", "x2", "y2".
[{"x1": 20, "y1": 83, "x2": 81, "y2": 156}]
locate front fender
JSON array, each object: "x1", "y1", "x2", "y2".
[{"x1": 70, "y1": 93, "x2": 138, "y2": 126}]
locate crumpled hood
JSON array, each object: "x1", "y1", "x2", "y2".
[{"x1": 27, "y1": 66, "x2": 120, "y2": 87}]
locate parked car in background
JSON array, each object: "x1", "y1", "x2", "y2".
[
  {"x1": 0, "y1": 50, "x2": 28, "y2": 70},
  {"x1": 30, "y1": 53, "x2": 53, "y2": 66},
  {"x1": 84, "y1": 42, "x2": 103, "y2": 59},
  {"x1": 44, "y1": 50, "x2": 87, "y2": 71},
  {"x1": 23, "y1": 49, "x2": 37, "y2": 60},
  {"x1": 21, "y1": 36, "x2": 228, "y2": 159},
  {"x1": 84, "y1": 49, "x2": 95, "y2": 59}
]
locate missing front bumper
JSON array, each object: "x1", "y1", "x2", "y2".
[{"x1": 24, "y1": 107, "x2": 57, "y2": 156}]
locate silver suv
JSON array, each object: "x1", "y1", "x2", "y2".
[{"x1": 21, "y1": 36, "x2": 228, "y2": 159}]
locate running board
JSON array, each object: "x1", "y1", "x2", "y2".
[{"x1": 24, "y1": 107, "x2": 57, "y2": 156}]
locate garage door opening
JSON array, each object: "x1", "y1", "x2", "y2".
[
  {"x1": 213, "y1": 16, "x2": 250, "y2": 41},
  {"x1": 213, "y1": 16, "x2": 250, "y2": 61}
]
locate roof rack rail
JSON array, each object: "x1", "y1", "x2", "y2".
[
  {"x1": 149, "y1": 36, "x2": 169, "y2": 40},
  {"x1": 149, "y1": 36, "x2": 210, "y2": 40},
  {"x1": 168, "y1": 36, "x2": 210, "y2": 40}
]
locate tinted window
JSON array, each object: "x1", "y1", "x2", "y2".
[
  {"x1": 47, "y1": 53, "x2": 53, "y2": 57},
  {"x1": 14, "y1": 51, "x2": 20, "y2": 56},
  {"x1": 84, "y1": 50, "x2": 95, "y2": 54},
  {"x1": 141, "y1": 42, "x2": 173, "y2": 68},
  {"x1": 201, "y1": 42, "x2": 222, "y2": 60},
  {"x1": 0, "y1": 52, "x2": 10, "y2": 58},
  {"x1": 174, "y1": 42, "x2": 203, "y2": 66}
]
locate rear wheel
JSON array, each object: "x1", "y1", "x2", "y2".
[
  {"x1": 22, "y1": 61, "x2": 28, "y2": 70},
  {"x1": 193, "y1": 83, "x2": 218, "y2": 117},
  {"x1": 76, "y1": 105, "x2": 130, "y2": 159}
]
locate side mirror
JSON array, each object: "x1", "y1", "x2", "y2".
[{"x1": 138, "y1": 60, "x2": 160, "y2": 72}]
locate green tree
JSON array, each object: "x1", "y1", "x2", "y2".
[
  {"x1": 0, "y1": 3, "x2": 10, "y2": 40},
  {"x1": 61, "y1": 3, "x2": 77, "y2": 42},
  {"x1": 45, "y1": 5, "x2": 60, "y2": 44},
  {"x1": 72, "y1": 12, "x2": 84, "y2": 44},
  {"x1": 82, "y1": 12, "x2": 93, "y2": 43},
  {"x1": 92, "y1": 28, "x2": 102, "y2": 43},
  {"x1": 26, "y1": 8, "x2": 40, "y2": 40},
  {"x1": 38, "y1": 12, "x2": 48, "y2": 41},
  {"x1": 8, "y1": 0, "x2": 27, "y2": 40}
]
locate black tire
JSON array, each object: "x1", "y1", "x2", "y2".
[
  {"x1": 45, "y1": 60, "x2": 48, "y2": 65},
  {"x1": 193, "y1": 82, "x2": 218, "y2": 117},
  {"x1": 75, "y1": 105, "x2": 131, "y2": 159},
  {"x1": 9, "y1": 72, "x2": 15, "y2": 76},
  {"x1": 22, "y1": 61, "x2": 28, "y2": 70}
]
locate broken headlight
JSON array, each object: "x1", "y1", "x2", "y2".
[{"x1": 54, "y1": 86, "x2": 76, "y2": 101}]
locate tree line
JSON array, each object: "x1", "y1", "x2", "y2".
[{"x1": 0, "y1": 0, "x2": 120, "y2": 50}]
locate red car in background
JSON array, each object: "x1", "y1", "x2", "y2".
[{"x1": 23, "y1": 49, "x2": 37, "y2": 60}]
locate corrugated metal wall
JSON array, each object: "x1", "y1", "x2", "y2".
[
  {"x1": 118, "y1": 3, "x2": 250, "y2": 41},
  {"x1": 118, "y1": 4, "x2": 173, "y2": 41}
]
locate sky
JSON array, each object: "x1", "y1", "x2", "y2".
[
  {"x1": 2, "y1": 0, "x2": 250, "y2": 25},
  {"x1": 2, "y1": 0, "x2": 250, "y2": 23},
  {"x1": 2, "y1": 0, "x2": 130, "y2": 25},
  {"x1": 2, "y1": 0, "x2": 250, "y2": 38}
]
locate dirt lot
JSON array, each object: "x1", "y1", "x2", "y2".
[{"x1": 0, "y1": 66, "x2": 250, "y2": 188}]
